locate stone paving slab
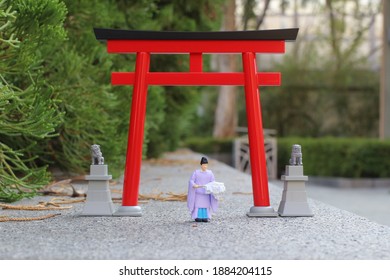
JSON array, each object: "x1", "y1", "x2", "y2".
[{"x1": 1, "y1": 149, "x2": 390, "y2": 260}]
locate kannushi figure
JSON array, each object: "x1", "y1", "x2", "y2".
[{"x1": 187, "y1": 157, "x2": 218, "y2": 222}]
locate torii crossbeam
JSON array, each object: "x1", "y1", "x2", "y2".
[{"x1": 94, "y1": 28, "x2": 299, "y2": 217}]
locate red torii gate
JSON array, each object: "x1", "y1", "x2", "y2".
[{"x1": 94, "y1": 28, "x2": 298, "y2": 217}]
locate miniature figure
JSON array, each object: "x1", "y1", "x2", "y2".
[
  {"x1": 91, "y1": 144, "x2": 104, "y2": 165},
  {"x1": 289, "y1": 144, "x2": 303, "y2": 166},
  {"x1": 187, "y1": 157, "x2": 218, "y2": 222}
]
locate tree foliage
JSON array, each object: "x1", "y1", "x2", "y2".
[
  {"x1": 145, "y1": 0, "x2": 223, "y2": 156},
  {"x1": 0, "y1": 0, "x2": 66, "y2": 202},
  {"x1": 252, "y1": 0, "x2": 381, "y2": 138},
  {"x1": 1, "y1": 0, "x2": 222, "y2": 201}
]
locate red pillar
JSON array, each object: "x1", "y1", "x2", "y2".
[
  {"x1": 242, "y1": 52, "x2": 276, "y2": 216},
  {"x1": 122, "y1": 52, "x2": 150, "y2": 207}
]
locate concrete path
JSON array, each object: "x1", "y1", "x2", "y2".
[
  {"x1": 1, "y1": 149, "x2": 390, "y2": 260},
  {"x1": 271, "y1": 180, "x2": 390, "y2": 227},
  {"x1": 306, "y1": 183, "x2": 390, "y2": 227}
]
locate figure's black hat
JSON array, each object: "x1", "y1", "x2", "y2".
[{"x1": 200, "y1": 157, "x2": 208, "y2": 165}]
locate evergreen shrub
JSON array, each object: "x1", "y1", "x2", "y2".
[
  {"x1": 278, "y1": 138, "x2": 390, "y2": 178},
  {"x1": 185, "y1": 137, "x2": 390, "y2": 178},
  {"x1": 1, "y1": 0, "x2": 223, "y2": 202},
  {"x1": 184, "y1": 137, "x2": 233, "y2": 154},
  {"x1": 0, "y1": 0, "x2": 67, "y2": 202}
]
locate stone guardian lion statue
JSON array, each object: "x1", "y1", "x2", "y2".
[
  {"x1": 91, "y1": 144, "x2": 104, "y2": 165},
  {"x1": 289, "y1": 144, "x2": 303, "y2": 166}
]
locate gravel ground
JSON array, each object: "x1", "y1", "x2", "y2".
[{"x1": 1, "y1": 149, "x2": 390, "y2": 260}]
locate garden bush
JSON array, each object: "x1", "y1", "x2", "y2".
[
  {"x1": 0, "y1": 0, "x2": 222, "y2": 202},
  {"x1": 185, "y1": 137, "x2": 390, "y2": 178},
  {"x1": 184, "y1": 137, "x2": 233, "y2": 154},
  {"x1": 278, "y1": 138, "x2": 390, "y2": 178}
]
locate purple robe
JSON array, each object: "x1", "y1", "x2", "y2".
[{"x1": 187, "y1": 169, "x2": 218, "y2": 219}]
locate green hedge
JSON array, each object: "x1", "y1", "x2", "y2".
[
  {"x1": 278, "y1": 138, "x2": 390, "y2": 178},
  {"x1": 184, "y1": 137, "x2": 233, "y2": 154},
  {"x1": 185, "y1": 137, "x2": 390, "y2": 178}
]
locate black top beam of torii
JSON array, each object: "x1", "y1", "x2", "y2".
[{"x1": 94, "y1": 28, "x2": 299, "y2": 41}]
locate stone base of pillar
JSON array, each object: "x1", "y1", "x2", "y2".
[
  {"x1": 247, "y1": 206, "x2": 278, "y2": 217},
  {"x1": 113, "y1": 206, "x2": 142, "y2": 217}
]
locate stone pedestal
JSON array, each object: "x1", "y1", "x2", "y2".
[
  {"x1": 246, "y1": 206, "x2": 278, "y2": 217},
  {"x1": 278, "y1": 165, "x2": 313, "y2": 217},
  {"x1": 81, "y1": 165, "x2": 116, "y2": 216}
]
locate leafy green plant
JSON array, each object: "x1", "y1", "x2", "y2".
[
  {"x1": 184, "y1": 136, "x2": 390, "y2": 179},
  {"x1": 278, "y1": 138, "x2": 390, "y2": 178},
  {"x1": 184, "y1": 137, "x2": 233, "y2": 154},
  {"x1": 1, "y1": 0, "x2": 224, "y2": 201},
  {"x1": 0, "y1": 0, "x2": 66, "y2": 201}
]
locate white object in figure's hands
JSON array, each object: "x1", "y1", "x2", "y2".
[{"x1": 202, "y1": 181, "x2": 226, "y2": 200}]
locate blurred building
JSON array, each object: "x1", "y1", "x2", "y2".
[{"x1": 235, "y1": 0, "x2": 382, "y2": 71}]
